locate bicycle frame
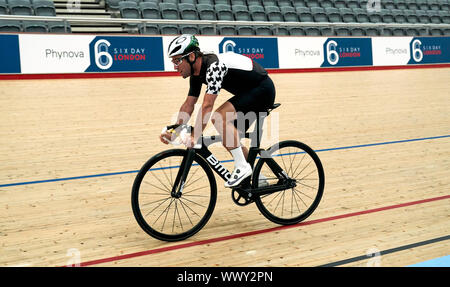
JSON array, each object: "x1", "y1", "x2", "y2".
[
  {"x1": 170, "y1": 104, "x2": 294, "y2": 200},
  {"x1": 171, "y1": 135, "x2": 256, "y2": 197},
  {"x1": 171, "y1": 134, "x2": 294, "y2": 201}
]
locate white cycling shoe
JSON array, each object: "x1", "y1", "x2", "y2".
[{"x1": 224, "y1": 163, "x2": 252, "y2": 188}]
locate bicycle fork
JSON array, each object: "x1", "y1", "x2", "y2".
[{"x1": 171, "y1": 148, "x2": 196, "y2": 198}]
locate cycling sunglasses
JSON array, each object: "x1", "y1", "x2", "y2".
[{"x1": 172, "y1": 52, "x2": 193, "y2": 66}]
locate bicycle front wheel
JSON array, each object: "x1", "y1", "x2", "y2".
[
  {"x1": 132, "y1": 149, "x2": 217, "y2": 241},
  {"x1": 252, "y1": 140, "x2": 325, "y2": 225}
]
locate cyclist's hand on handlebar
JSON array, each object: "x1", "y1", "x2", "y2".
[
  {"x1": 181, "y1": 133, "x2": 195, "y2": 148},
  {"x1": 160, "y1": 125, "x2": 179, "y2": 145},
  {"x1": 159, "y1": 131, "x2": 174, "y2": 145},
  {"x1": 160, "y1": 124, "x2": 199, "y2": 148}
]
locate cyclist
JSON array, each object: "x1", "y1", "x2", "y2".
[{"x1": 160, "y1": 34, "x2": 276, "y2": 188}]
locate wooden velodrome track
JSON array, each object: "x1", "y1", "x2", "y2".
[{"x1": 0, "y1": 67, "x2": 449, "y2": 267}]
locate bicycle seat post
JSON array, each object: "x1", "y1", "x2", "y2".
[
  {"x1": 251, "y1": 104, "x2": 280, "y2": 150},
  {"x1": 252, "y1": 112, "x2": 266, "y2": 149}
]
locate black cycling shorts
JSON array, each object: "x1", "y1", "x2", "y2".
[{"x1": 228, "y1": 75, "x2": 276, "y2": 133}]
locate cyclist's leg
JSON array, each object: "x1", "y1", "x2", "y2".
[
  {"x1": 212, "y1": 101, "x2": 240, "y2": 151},
  {"x1": 230, "y1": 76, "x2": 276, "y2": 150},
  {"x1": 211, "y1": 102, "x2": 251, "y2": 187},
  {"x1": 214, "y1": 77, "x2": 275, "y2": 187},
  {"x1": 230, "y1": 77, "x2": 275, "y2": 187},
  {"x1": 213, "y1": 76, "x2": 275, "y2": 150}
]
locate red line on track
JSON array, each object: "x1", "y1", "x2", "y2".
[
  {"x1": 266, "y1": 63, "x2": 450, "y2": 74},
  {"x1": 2, "y1": 64, "x2": 450, "y2": 80},
  {"x1": 74, "y1": 194, "x2": 450, "y2": 267}
]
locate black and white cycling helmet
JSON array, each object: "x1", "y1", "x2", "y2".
[{"x1": 167, "y1": 34, "x2": 200, "y2": 57}]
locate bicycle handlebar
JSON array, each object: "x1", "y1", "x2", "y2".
[
  {"x1": 163, "y1": 124, "x2": 200, "y2": 148},
  {"x1": 166, "y1": 124, "x2": 194, "y2": 134}
]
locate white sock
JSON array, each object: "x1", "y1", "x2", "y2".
[{"x1": 230, "y1": 146, "x2": 248, "y2": 170}]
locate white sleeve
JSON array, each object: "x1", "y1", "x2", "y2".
[{"x1": 205, "y1": 61, "x2": 228, "y2": 95}]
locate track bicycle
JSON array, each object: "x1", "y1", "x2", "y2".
[{"x1": 131, "y1": 103, "x2": 325, "y2": 241}]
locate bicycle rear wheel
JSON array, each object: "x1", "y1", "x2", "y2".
[
  {"x1": 252, "y1": 140, "x2": 325, "y2": 225},
  {"x1": 132, "y1": 149, "x2": 217, "y2": 241}
]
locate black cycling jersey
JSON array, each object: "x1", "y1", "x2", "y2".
[{"x1": 188, "y1": 53, "x2": 269, "y2": 98}]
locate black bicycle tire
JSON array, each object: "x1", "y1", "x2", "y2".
[
  {"x1": 252, "y1": 140, "x2": 325, "y2": 225},
  {"x1": 131, "y1": 149, "x2": 217, "y2": 241}
]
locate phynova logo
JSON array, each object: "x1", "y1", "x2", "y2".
[
  {"x1": 385, "y1": 47, "x2": 408, "y2": 55},
  {"x1": 294, "y1": 49, "x2": 321, "y2": 57},
  {"x1": 45, "y1": 49, "x2": 85, "y2": 60},
  {"x1": 94, "y1": 39, "x2": 146, "y2": 70}
]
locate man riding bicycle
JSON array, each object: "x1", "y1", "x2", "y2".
[{"x1": 159, "y1": 34, "x2": 276, "y2": 188}]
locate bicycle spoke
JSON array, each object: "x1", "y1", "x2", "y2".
[
  {"x1": 175, "y1": 199, "x2": 184, "y2": 231},
  {"x1": 142, "y1": 196, "x2": 170, "y2": 207},
  {"x1": 290, "y1": 188, "x2": 294, "y2": 216},
  {"x1": 168, "y1": 157, "x2": 176, "y2": 187},
  {"x1": 183, "y1": 194, "x2": 208, "y2": 198},
  {"x1": 178, "y1": 198, "x2": 202, "y2": 219},
  {"x1": 273, "y1": 190, "x2": 286, "y2": 214},
  {"x1": 168, "y1": 157, "x2": 172, "y2": 186},
  {"x1": 183, "y1": 166, "x2": 201, "y2": 188},
  {"x1": 183, "y1": 173, "x2": 204, "y2": 190},
  {"x1": 293, "y1": 188, "x2": 309, "y2": 208},
  {"x1": 149, "y1": 169, "x2": 172, "y2": 193},
  {"x1": 180, "y1": 196, "x2": 207, "y2": 208},
  {"x1": 172, "y1": 200, "x2": 178, "y2": 233},
  {"x1": 292, "y1": 189, "x2": 303, "y2": 213},
  {"x1": 145, "y1": 197, "x2": 172, "y2": 216},
  {"x1": 158, "y1": 161, "x2": 174, "y2": 191},
  {"x1": 290, "y1": 153, "x2": 306, "y2": 179},
  {"x1": 296, "y1": 181, "x2": 317, "y2": 190},
  {"x1": 294, "y1": 159, "x2": 313, "y2": 180},
  {"x1": 263, "y1": 187, "x2": 284, "y2": 207},
  {"x1": 183, "y1": 185, "x2": 209, "y2": 195},
  {"x1": 141, "y1": 192, "x2": 173, "y2": 196},
  {"x1": 178, "y1": 199, "x2": 194, "y2": 227},
  {"x1": 279, "y1": 151, "x2": 289, "y2": 176},
  {"x1": 152, "y1": 197, "x2": 174, "y2": 230},
  {"x1": 143, "y1": 181, "x2": 171, "y2": 194},
  {"x1": 287, "y1": 147, "x2": 298, "y2": 176},
  {"x1": 298, "y1": 168, "x2": 317, "y2": 181},
  {"x1": 160, "y1": 198, "x2": 175, "y2": 232},
  {"x1": 293, "y1": 187, "x2": 315, "y2": 200}
]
